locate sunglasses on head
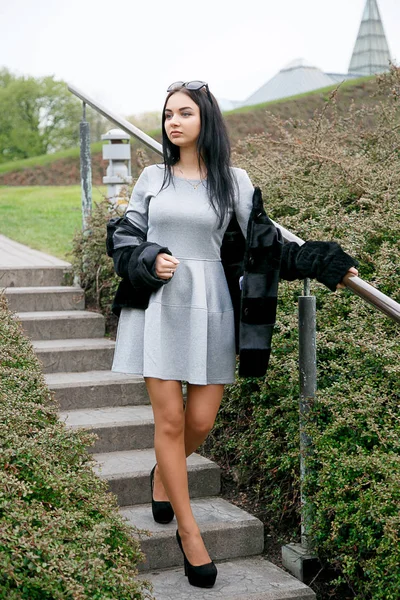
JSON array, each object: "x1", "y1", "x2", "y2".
[{"x1": 167, "y1": 81, "x2": 213, "y2": 104}]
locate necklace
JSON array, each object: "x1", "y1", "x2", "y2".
[{"x1": 176, "y1": 166, "x2": 206, "y2": 190}]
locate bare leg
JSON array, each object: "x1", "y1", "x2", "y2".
[
  {"x1": 152, "y1": 383, "x2": 224, "y2": 498},
  {"x1": 184, "y1": 383, "x2": 224, "y2": 457},
  {"x1": 145, "y1": 377, "x2": 212, "y2": 566}
]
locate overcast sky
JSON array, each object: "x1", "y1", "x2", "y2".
[{"x1": 1, "y1": 0, "x2": 399, "y2": 117}]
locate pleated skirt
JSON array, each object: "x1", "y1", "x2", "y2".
[{"x1": 111, "y1": 257, "x2": 237, "y2": 385}]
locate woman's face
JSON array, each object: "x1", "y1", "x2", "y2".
[{"x1": 164, "y1": 91, "x2": 201, "y2": 148}]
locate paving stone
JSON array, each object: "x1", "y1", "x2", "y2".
[
  {"x1": 59, "y1": 404, "x2": 155, "y2": 453},
  {"x1": 0, "y1": 235, "x2": 71, "y2": 269},
  {"x1": 91, "y1": 448, "x2": 220, "y2": 506},
  {"x1": 33, "y1": 338, "x2": 115, "y2": 373},
  {"x1": 46, "y1": 370, "x2": 149, "y2": 410},
  {"x1": 138, "y1": 555, "x2": 316, "y2": 599},
  {"x1": 16, "y1": 310, "x2": 105, "y2": 340},
  {"x1": 121, "y1": 496, "x2": 264, "y2": 572},
  {"x1": 5, "y1": 286, "x2": 85, "y2": 312}
]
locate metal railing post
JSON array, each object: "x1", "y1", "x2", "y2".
[
  {"x1": 298, "y1": 278, "x2": 316, "y2": 548},
  {"x1": 282, "y1": 278, "x2": 319, "y2": 581},
  {"x1": 79, "y1": 102, "x2": 92, "y2": 231}
]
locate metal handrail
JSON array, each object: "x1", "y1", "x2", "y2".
[
  {"x1": 68, "y1": 84, "x2": 162, "y2": 156},
  {"x1": 67, "y1": 83, "x2": 400, "y2": 325}
]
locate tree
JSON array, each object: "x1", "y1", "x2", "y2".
[
  {"x1": 0, "y1": 69, "x2": 109, "y2": 163},
  {"x1": 0, "y1": 68, "x2": 14, "y2": 89}
]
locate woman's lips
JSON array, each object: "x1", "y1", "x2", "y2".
[{"x1": 171, "y1": 132, "x2": 182, "y2": 136}]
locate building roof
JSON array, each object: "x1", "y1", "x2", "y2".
[
  {"x1": 240, "y1": 59, "x2": 337, "y2": 107},
  {"x1": 325, "y1": 73, "x2": 363, "y2": 84},
  {"x1": 348, "y1": 0, "x2": 391, "y2": 75}
]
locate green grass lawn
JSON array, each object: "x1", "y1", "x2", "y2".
[{"x1": 0, "y1": 185, "x2": 107, "y2": 260}]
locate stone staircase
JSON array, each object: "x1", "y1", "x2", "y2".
[{"x1": 1, "y1": 247, "x2": 315, "y2": 599}]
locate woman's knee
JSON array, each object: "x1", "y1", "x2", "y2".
[
  {"x1": 186, "y1": 413, "x2": 215, "y2": 437},
  {"x1": 185, "y1": 383, "x2": 223, "y2": 437},
  {"x1": 158, "y1": 409, "x2": 185, "y2": 438},
  {"x1": 145, "y1": 378, "x2": 185, "y2": 438}
]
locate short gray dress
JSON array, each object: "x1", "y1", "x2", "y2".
[{"x1": 111, "y1": 163, "x2": 254, "y2": 385}]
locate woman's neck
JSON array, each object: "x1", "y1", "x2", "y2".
[{"x1": 175, "y1": 148, "x2": 206, "y2": 178}]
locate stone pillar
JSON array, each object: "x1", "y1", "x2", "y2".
[{"x1": 102, "y1": 128, "x2": 132, "y2": 213}]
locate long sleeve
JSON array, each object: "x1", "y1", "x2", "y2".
[
  {"x1": 113, "y1": 167, "x2": 151, "y2": 250},
  {"x1": 232, "y1": 168, "x2": 254, "y2": 238},
  {"x1": 111, "y1": 166, "x2": 172, "y2": 291}
]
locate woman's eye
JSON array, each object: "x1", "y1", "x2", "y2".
[{"x1": 165, "y1": 113, "x2": 191, "y2": 119}]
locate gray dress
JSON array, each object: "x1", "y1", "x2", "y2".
[{"x1": 111, "y1": 163, "x2": 254, "y2": 385}]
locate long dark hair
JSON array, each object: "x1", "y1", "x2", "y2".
[{"x1": 159, "y1": 86, "x2": 237, "y2": 229}]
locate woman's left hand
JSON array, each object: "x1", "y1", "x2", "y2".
[{"x1": 336, "y1": 266, "x2": 359, "y2": 290}]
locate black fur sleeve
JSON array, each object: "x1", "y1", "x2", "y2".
[
  {"x1": 279, "y1": 241, "x2": 358, "y2": 291},
  {"x1": 113, "y1": 243, "x2": 172, "y2": 290}
]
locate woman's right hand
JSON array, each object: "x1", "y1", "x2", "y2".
[{"x1": 155, "y1": 253, "x2": 180, "y2": 280}]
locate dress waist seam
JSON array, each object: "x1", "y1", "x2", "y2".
[
  {"x1": 149, "y1": 300, "x2": 233, "y2": 313},
  {"x1": 174, "y1": 256, "x2": 221, "y2": 262}
]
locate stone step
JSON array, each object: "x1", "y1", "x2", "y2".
[
  {"x1": 46, "y1": 370, "x2": 149, "y2": 410},
  {"x1": 138, "y1": 555, "x2": 316, "y2": 599},
  {"x1": 33, "y1": 338, "x2": 115, "y2": 373},
  {"x1": 91, "y1": 448, "x2": 220, "y2": 507},
  {"x1": 16, "y1": 310, "x2": 105, "y2": 340},
  {"x1": 0, "y1": 266, "x2": 71, "y2": 288},
  {"x1": 5, "y1": 286, "x2": 84, "y2": 312},
  {"x1": 59, "y1": 404, "x2": 154, "y2": 453},
  {"x1": 122, "y1": 496, "x2": 264, "y2": 572}
]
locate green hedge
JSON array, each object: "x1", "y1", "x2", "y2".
[{"x1": 0, "y1": 294, "x2": 153, "y2": 599}]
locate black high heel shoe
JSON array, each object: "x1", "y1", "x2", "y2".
[
  {"x1": 176, "y1": 529, "x2": 217, "y2": 588},
  {"x1": 150, "y1": 464, "x2": 174, "y2": 524}
]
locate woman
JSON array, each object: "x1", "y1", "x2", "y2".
[{"x1": 111, "y1": 80, "x2": 358, "y2": 589}]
